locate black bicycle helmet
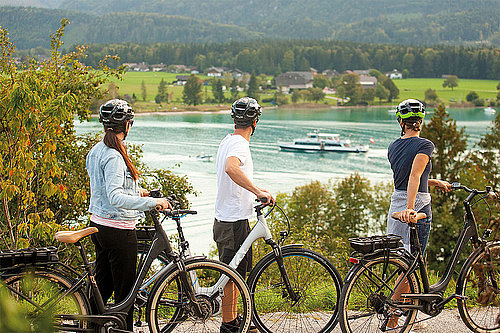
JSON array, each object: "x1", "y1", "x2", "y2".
[
  {"x1": 231, "y1": 97, "x2": 262, "y2": 127},
  {"x1": 99, "y1": 99, "x2": 134, "y2": 128}
]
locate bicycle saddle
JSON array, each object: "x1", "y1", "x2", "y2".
[
  {"x1": 54, "y1": 227, "x2": 99, "y2": 243},
  {"x1": 391, "y1": 211, "x2": 427, "y2": 224}
]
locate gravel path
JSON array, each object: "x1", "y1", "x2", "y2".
[{"x1": 134, "y1": 309, "x2": 473, "y2": 332}]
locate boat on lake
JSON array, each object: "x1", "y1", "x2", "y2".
[
  {"x1": 484, "y1": 107, "x2": 496, "y2": 114},
  {"x1": 279, "y1": 132, "x2": 369, "y2": 153}
]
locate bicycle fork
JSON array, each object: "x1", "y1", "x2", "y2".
[
  {"x1": 268, "y1": 240, "x2": 301, "y2": 303},
  {"x1": 175, "y1": 258, "x2": 205, "y2": 318}
]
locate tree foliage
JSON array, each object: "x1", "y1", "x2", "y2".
[
  {"x1": 211, "y1": 78, "x2": 225, "y2": 104},
  {"x1": 0, "y1": 20, "x2": 124, "y2": 249},
  {"x1": 246, "y1": 72, "x2": 259, "y2": 100},
  {"x1": 442, "y1": 75, "x2": 459, "y2": 90},
  {"x1": 0, "y1": 22, "x2": 196, "y2": 251},
  {"x1": 421, "y1": 104, "x2": 468, "y2": 181},
  {"x1": 72, "y1": 39, "x2": 500, "y2": 79},
  {"x1": 154, "y1": 78, "x2": 168, "y2": 104},
  {"x1": 182, "y1": 75, "x2": 203, "y2": 106}
]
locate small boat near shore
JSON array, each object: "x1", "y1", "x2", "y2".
[
  {"x1": 484, "y1": 107, "x2": 496, "y2": 114},
  {"x1": 279, "y1": 132, "x2": 369, "y2": 153}
]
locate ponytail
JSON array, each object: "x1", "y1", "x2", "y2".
[
  {"x1": 400, "y1": 117, "x2": 423, "y2": 136},
  {"x1": 103, "y1": 128, "x2": 139, "y2": 180}
]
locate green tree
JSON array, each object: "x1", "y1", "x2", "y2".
[
  {"x1": 308, "y1": 87, "x2": 325, "y2": 103},
  {"x1": 141, "y1": 80, "x2": 147, "y2": 101},
  {"x1": 381, "y1": 77, "x2": 399, "y2": 102},
  {"x1": 473, "y1": 111, "x2": 500, "y2": 188},
  {"x1": 282, "y1": 50, "x2": 295, "y2": 72},
  {"x1": 313, "y1": 74, "x2": 330, "y2": 89},
  {"x1": 0, "y1": 21, "x2": 123, "y2": 249},
  {"x1": 211, "y1": 78, "x2": 225, "y2": 104},
  {"x1": 375, "y1": 83, "x2": 389, "y2": 104},
  {"x1": 421, "y1": 105, "x2": 468, "y2": 181},
  {"x1": 336, "y1": 73, "x2": 362, "y2": 105},
  {"x1": 402, "y1": 69, "x2": 410, "y2": 79},
  {"x1": 154, "y1": 78, "x2": 168, "y2": 104},
  {"x1": 466, "y1": 91, "x2": 479, "y2": 102},
  {"x1": 425, "y1": 88, "x2": 438, "y2": 102},
  {"x1": 182, "y1": 75, "x2": 203, "y2": 106},
  {"x1": 442, "y1": 75, "x2": 459, "y2": 91},
  {"x1": 360, "y1": 88, "x2": 375, "y2": 104},
  {"x1": 229, "y1": 78, "x2": 239, "y2": 101},
  {"x1": 332, "y1": 173, "x2": 379, "y2": 237},
  {"x1": 291, "y1": 90, "x2": 301, "y2": 103},
  {"x1": 0, "y1": 21, "x2": 196, "y2": 252},
  {"x1": 247, "y1": 72, "x2": 259, "y2": 100}
]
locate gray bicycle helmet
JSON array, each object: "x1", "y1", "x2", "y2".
[
  {"x1": 99, "y1": 99, "x2": 134, "y2": 128},
  {"x1": 231, "y1": 97, "x2": 262, "y2": 127}
]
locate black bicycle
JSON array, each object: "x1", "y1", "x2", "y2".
[
  {"x1": 339, "y1": 183, "x2": 500, "y2": 332},
  {"x1": 135, "y1": 197, "x2": 343, "y2": 333},
  {"x1": 0, "y1": 206, "x2": 253, "y2": 332}
]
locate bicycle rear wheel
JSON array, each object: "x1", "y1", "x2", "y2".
[
  {"x1": 247, "y1": 246, "x2": 342, "y2": 333},
  {"x1": 339, "y1": 255, "x2": 419, "y2": 333},
  {"x1": 1, "y1": 268, "x2": 90, "y2": 331},
  {"x1": 457, "y1": 243, "x2": 500, "y2": 333},
  {"x1": 146, "y1": 257, "x2": 252, "y2": 333}
]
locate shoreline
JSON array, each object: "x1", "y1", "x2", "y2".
[{"x1": 88, "y1": 102, "x2": 482, "y2": 116}]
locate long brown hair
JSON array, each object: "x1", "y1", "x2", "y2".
[{"x1": 103, "y1": 127, "x2": 139, "y2": 180}]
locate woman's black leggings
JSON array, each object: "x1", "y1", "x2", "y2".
[{"x1": 90, "y1": 222, "x2": 137, "y2": 330}]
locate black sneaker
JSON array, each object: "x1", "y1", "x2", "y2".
[{"x1": 220, "y1": 315, "x2": 257, "y2": 333}]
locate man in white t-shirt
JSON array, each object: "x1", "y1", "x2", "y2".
[{"x1": 214, "y1": 97, "x2": 274, "y2": 333}]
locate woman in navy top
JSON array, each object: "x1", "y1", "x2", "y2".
[{"x1": 386, "y1": 99, "x2": 451, "y2": 329}]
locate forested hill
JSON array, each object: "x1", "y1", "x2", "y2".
[
  {"x1": 0, "y1": 7, "x2": 262, "y2": 49},
  {"x1": 2, "y1": 0, "x2": 500, "y2": 48}
]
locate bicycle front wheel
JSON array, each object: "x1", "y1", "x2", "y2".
[
  {"x1": 1, "y1": 268, "x2": 90, "y2": 331},
  {"x1": 247, "y1": 247, "x2": 342, "y2": 333},
  {"x1": 339, "y1": 255, "x2": 419, "y2": 333},
  {"x1": 457, "y1": 243, "x2": 500, "y2": 332},
  {"x1": 146, "y1": 258, "x2": 252, "y2": 333}
]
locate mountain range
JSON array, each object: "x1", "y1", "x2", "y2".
[{"x1": 1, "y1": 0, "x2": 499, "y2": 49}]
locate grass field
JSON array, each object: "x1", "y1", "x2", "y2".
[
  {"x1": 108, "y1": 72, "x2": 499, "y2": 111},
  {"x1": 394, "y1": 78, "x2": 499, "y2": 104}
]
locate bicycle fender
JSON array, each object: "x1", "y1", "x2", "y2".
[{"x1": 281, "y1": 243, "x2": 304, "y2": 250}]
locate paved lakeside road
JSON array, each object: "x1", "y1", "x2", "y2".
[{"x1": 134, "y1": 309, "x2": 471, "y2": 332}]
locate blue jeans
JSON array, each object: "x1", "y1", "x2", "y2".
[{"x1": 410, "y1": 216, "x2": 432, "y2": 254}]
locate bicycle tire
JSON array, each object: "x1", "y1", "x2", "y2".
[
  {"x1": 339, "y1": 254, "x2": 419, "y2": 333},
  {"x1": 146, "y1": 257, "x2": 252, "y2": 333},
  {"x1": 246, "y1": 246, "x2": 342, "y2": 333},
  {"x1": 134, "y1": 247, "x2": 175, "y2": 328},
  {"x1": 1, "y1": 268, "x2": 90, "y2": 332},
  {"x1": 457, "y1": 242, "x2": 500, "y2": 333}
]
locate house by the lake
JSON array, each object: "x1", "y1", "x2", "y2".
[
  {"x1": 275, "y1": 71, "x2": 314, "y2": 92},
  {"x1": 175, "y1": 75, "x2": 191, "y2": 86},
  {"x1": 386, "y1": 69, "x2": 402, "y2": 79},
  {"x1": 207, "y1": 67, "x2": 225, "y2": 77}
]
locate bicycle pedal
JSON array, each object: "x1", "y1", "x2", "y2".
[{"x1": 454, "y1": 294, "x2": 468, "y2": 300}]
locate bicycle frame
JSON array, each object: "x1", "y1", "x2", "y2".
[
  {"x1": 380, "y1": 186, "x2": 491, "y2": 314},
  {"x1": 59, "y1": 210, "x2": 211, "y2": 330}
]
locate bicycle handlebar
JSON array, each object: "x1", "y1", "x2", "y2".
[
  {"x1": 451, "y1": 182, "x2": 497, "y2": 201},
  {"x1": 154, "y1": 207, "x2": 198, "y2": 217}
]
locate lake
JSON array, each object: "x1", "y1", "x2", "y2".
[{"x1": 75, "y1": 107, "x2": 496, "y2": 255}]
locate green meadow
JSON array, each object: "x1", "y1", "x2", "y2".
[
  {"x1": 108, "y1": 72, "x2": 499, "y2": 111},
  {"x1": 394, "y1": 78, "x2": 498, "y2": 104}
]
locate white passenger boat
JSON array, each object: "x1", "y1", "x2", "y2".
[
  {"x1": 279, "y1": 132, "x2": 369, "y2": 153},
  {"x1": 484, "y1": 107, "x2": 496, "y2": 114}
]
